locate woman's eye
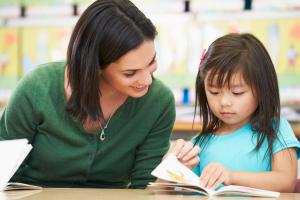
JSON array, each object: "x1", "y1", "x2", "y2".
[
  {"x1": 124, "y1": 73, "x2": 135, "y2": 77},
  {"x1": 149, "y1": 59, "x2": 157, "y2": 66}
]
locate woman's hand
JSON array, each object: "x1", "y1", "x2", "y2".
[
  {"x1": 164, "y1": 139, "x2": 200, "y2": 169},
  {"x1": 199, "y1": 163, "x2": 232, "y2": 190}
]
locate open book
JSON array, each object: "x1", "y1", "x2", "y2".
[
  {"x1": 148, "y1": 154, "x2": 280, "y2": 198},
  {"x1": 0, "y1": 139, "x2": 41, "y2": 191}
]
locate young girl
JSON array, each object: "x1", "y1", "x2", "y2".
[{"x1": 193, "y1": 33, "x2": 300, "y2": 192}]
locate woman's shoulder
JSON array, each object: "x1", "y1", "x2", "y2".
[
  {"x1": 13, "y1": 61, "x2": 65, "y2": 98},
  {"x1": 18, "y1": 61, "x2": 65, "y2": 87},
  {"x1": 146, "y1": 78, "x2": 174, "y2": 99},
  {"x1": 134, "y1": 78, "x2": 175, "y2": 113},
  {"x1": 26, "y1": 61, "x2": 65, "y2": 80}
]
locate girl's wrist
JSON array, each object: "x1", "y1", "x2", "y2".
[{"x1": 225, "y1": 169, "x2": 234, "y2": 185}]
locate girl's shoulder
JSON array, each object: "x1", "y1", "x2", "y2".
[
  {"x1": 274, "y1": 117, "x2": 300, "y2": 157},
  {"x1": 277, "y1": 117, "x2": 295, "y2": 138}
]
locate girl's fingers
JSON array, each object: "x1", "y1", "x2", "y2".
[
  {"x1": 181, "y1": 145, "x2": 201, "y2": 161},
  {"x1": 210, "y1": 170, "x2": 225, "y2": 190},
  {"x1": 181, "y1": 156, "x2": 200, "y2": 169},
  {"x1": 170, "y1": 139, "x2": 185, "y2": 157},
  {"x1": 200, "y1": 164, "x2": 214, "y2": 187},
  {"x1": 177, "y1": 141, "x2": 193, "y2": 159},
  {"x1": 206, "y1": 166, "x2": 223, "y2": 189}
]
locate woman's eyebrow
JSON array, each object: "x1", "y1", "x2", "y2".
[{"x1": 122, "y1": 53, "x2": 156, "y2": 72}]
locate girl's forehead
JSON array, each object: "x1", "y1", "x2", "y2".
[{"x1": 205, "y1": 71, "x2": 247, "y2": 86}]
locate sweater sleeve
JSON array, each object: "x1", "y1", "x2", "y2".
[
  {"x1": 0, "y1": 72, "x2": 39, "y2": 141},
  {"x1": 129, "y1": 87, "x2": 175, "y2": 189}
]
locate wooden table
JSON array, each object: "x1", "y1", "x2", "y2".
[{"x1": 1, "y1": 189, "x2": 299, "y2": 200}]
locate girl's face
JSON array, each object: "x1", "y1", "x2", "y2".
[
  {"x1": 204, "y1": 71, "x2": 258, "y2": 132},
  {"x1": 100, "y1": 40, "x2": 157, "y2": 98}
]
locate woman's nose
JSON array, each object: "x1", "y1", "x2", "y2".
[{"x1": 138, "y1": 70, "x2": 152, "y2": 86}]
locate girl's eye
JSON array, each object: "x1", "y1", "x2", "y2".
[
  {"x1": 209, "y1": 91, "x2": 219, "y2": 95},
  {"x1": 232, "y1": 92, "x2": 245, "y2": 95}
]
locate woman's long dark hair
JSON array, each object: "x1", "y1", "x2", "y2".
[
  {"x1": 194, "y1": 33, "x2": 280, "y2": 158},
  {"x1": 66, "y1": 0, "x2": 157, "y2": 123}
]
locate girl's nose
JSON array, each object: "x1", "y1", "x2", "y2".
[{"x1": 220, "y1": 94, "x2": 232, "y2": 107}]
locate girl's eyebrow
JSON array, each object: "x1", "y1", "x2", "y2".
[
  {"x1": 231, "y1": 84, "x2": 243, "y2": 88},
  {"x1": 207, "y1": 82, "x2": 244, "y2": 88},
  {"x1": 122, "y1": 53, "x2": 156, "y2": 72},
  {"x1": 207, "y1": 83, "x2": 217, "y2": 87}
]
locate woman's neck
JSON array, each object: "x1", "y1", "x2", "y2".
[
  {"x1": 64, "y1": 67, "x2": 127, "y2": 122},
  {"x1": 98, "y1": 78, "x2": 127, "y2": 103}
]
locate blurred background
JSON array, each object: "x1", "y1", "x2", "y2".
[{"x1": 0, "y1": 0, "x2": 300, "y2": 140}]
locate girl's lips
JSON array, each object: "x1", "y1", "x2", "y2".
[{"x1": 220, "y1": 112, "x2": 235, "y2": 117}]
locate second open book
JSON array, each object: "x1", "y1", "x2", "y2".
[
  {"x1": 0, "y1": 139, "x2": 42, "y2": 191},
  {"x1": 148, "y1": 154, "x2": 280, "y2": 198}
]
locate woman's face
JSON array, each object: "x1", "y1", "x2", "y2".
[{"x1": 100, "y1": 40, "x2": 157, "y2": 98}]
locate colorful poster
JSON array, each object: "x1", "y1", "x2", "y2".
[
  {"x1": 21, "y1": 27, "x2": 72, "y2": 74},
  {"x1": 0, "y1": 28, "x2": 19, "y2": 88},
  {"x1": 153, "y1": 15, "x2": 300, "y2": 92}
]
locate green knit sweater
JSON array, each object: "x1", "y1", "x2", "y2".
[{"x1": 0, "y1": 61, "x2": 175, "y2": 189}]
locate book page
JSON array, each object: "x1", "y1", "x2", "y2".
[
  {"x1": 0, "y1": 189, "x2": 41, "y2": 200},
  {"x1": 215, "y1": 185, "x2": 280, "y2": 197},
  {"x1": 148, "y1": 182, "x2": 208, "y2": 195},
  {"x1": 150, "y1": 154, "x2": 279, "y2": 198},
  {"x1": 0, "y1": 139, "x2": 32, "y2": 191},
  {"x1": 5, "y1": 182, "x2": 42, "y2": 191},
  {"x1": 151, "y1": 154, "x2": 200, "y2": 186}
]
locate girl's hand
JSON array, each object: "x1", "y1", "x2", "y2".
[
  {"x1": 199, "y1": 163, "x2": 232, "y2": 190},
  {"x1": 164, "y1": 139, "x2": 200, "y2": 169}
]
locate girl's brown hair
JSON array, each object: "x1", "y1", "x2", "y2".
[{"x1": 194, "y1": 33, "x2": 280, "y2": 157}]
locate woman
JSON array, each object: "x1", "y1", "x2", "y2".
[{"x1": 0, "y1": 0, "x2": 199, "y2": 189}]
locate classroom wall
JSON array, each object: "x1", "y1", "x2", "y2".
[{"x1": 1, "y1": 11, "x2": 300, "y2": 106}]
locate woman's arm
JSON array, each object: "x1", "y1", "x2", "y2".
[
  {"x1": 0, "y1": 72, "x2": 38, "y2": 141},
  {"x1": 128, "y1": 87, "x2": 176, "y2": 189}
]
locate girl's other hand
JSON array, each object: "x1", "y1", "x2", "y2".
[
  {"x1": 164, "y1": 139, "x2": 200, "y2": 169},
  {"x1": 199, "y1": 163, "x2": 232, "y2": 190}
]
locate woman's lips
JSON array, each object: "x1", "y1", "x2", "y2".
[{"x1": 131, "y1": 85, "x2": 148, "y2": 91}]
